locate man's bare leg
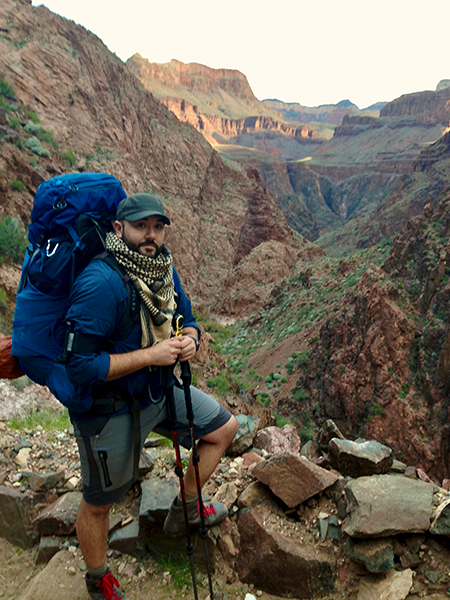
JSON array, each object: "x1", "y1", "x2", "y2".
[
  {"x1": 76, "y1": 498, "x2": 112, "y2": 568},
  {"x1": 184, "y1": 415, "x2": 239, "y2": 494}
]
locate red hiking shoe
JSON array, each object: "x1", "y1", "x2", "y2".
[
  {"x1": 85, "y1": 570, "x2": 129, "y2": 600},
  {"x1": 163, "y1": 497, "x2": 228, "y2": 536}
]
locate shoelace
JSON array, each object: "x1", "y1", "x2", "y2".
[
  {"x1": 97, "y1": 571, "x2": 122, "y2": 600},
  {"x1": 197, "y1": 500, "x2": 216, "y2": 517}
]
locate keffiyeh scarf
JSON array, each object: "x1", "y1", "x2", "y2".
[{"x1": 105, "y1": 232, "x2": 175, "y2": 348}]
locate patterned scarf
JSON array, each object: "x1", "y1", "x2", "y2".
[{"x1": 105, "y1": 231, "x2": 175, "y2": 348}]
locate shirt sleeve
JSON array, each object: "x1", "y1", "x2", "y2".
[
  {"x1": 172, "y1": 267, "x2": 201, "y2": 338},
  {"x1": 64, "y1": 261, "x2": 128, "y2": 388}
]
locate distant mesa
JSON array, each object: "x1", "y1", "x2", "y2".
[
  {"x1": 262, "y1": 98, "x2": 386, "y2": 126},
  {"x1": 127, "y1": 54, "x2": 258, "y2": 101},
  {"x1": 126, "y1": 54, "x2": 331, "y2": 144},
  {"x1": 436, "y1": 79, "x2": 450, "y2": 92}
]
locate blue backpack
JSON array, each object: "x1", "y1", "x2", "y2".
[{"x1": 12, "y1": 172, "x2": 136, "y2": 410}]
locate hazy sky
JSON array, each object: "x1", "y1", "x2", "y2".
[{"x1": 35, "y1": 0, "x2": 449, "y2": 109}]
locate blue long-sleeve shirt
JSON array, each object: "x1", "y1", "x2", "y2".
[{"x1": 64, "y1": 259, "x2": 200, "y2": 413}]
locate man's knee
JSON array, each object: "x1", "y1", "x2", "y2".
[
  {"x1": 227, "y1": 414, "x2": 239, "y2": 440},
  {"x1": 78, "y1": 498, "x2": 112, "y2": 518},
  {"x1": 200, "y1": 414, "x2": 239, "y2": 447},
  {"x1": 220, "y1": 414, "x2": 239, "y2": 448}
]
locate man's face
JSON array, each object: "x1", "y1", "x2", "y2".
[{"x1": 114, "y1": 215, "x2": 166, "y2": 257}]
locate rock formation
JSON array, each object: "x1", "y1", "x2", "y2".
[
  {"x1": 126, "y1": 54, "x2": 322, "y2": 146},
  {"x1": 0, "y1": 0, "x2": 299, "y2": 317},
  {"x1": 381, "y1": 87, "x2": 450, "y2": 124},
  {"x1": 127, "y1": 56, "x2": 258, "y2": 100},
  {"x1": 263, "y1": 98, "x2": 365, "y2": 126}
]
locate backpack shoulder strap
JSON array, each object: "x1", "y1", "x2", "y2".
[
  {"x1": 94, "y1": 250, "x2": 141, "y2": 346},
  {"x1": 59, "y1": 251, "x2": 140, "y2": 361}
]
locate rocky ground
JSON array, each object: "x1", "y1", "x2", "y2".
[
  {"x1": 0, "y1": 378, "x2": 339, "y2": 600},
  {"x1": 2, "y1": 378, "x2": 450, "y2": 600}
]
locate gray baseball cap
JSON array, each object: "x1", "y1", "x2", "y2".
[{"x1": 116, "y1": 193, "x2": 170, "y2": 224}]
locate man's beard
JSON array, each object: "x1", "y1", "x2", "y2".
[{"x1": 122, "y1": 233, "x2": 162, "y2": 257}]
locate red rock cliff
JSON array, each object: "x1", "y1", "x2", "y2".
[
  {"x1": 128, "y1": 55, "x2": 258, "y2": 101},
  {"x1": 0, "y1": 0, "x2": 299, "y2": 316},
  {"x1": 380, "y1": 88, "x2": 450, "y2": 125}
]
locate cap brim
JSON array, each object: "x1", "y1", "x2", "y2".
[{"x1": 122, "y1": 210, "x2": 170, "y2": 224}]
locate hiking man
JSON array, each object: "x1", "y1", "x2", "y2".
[{"x1": 64, "y1": 193, "x2": 239, "y2": 600}]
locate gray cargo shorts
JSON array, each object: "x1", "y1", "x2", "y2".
[{"x1": 71, "y1": 385, "x2": 232, "y2": 505}]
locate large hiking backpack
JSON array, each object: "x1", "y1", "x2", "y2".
[{"x1": 11, "y1": 172, "x2": 136, "y2": 410}]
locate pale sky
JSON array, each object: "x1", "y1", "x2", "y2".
[{"x1": 35, "y1": 0, "x2": 449, "y2": 109}]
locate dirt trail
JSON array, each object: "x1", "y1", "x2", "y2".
[{"x1": 2, "y1": 537, "x2": 309, "y2": 600}]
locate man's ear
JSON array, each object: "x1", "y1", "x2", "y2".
[{"x1": 114, "y1": 220, "x2": 123, "y2": 238}]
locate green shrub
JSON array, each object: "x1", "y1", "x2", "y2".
[
  {"x1": 23, "y1": 109, "x2": 40, "y2": 124},
  {"x1": 8, "y1": 179, "x2": 26, "y2": 192},
  {"x1": 8, "y1": 116, "x2": 20, "y2": 129},
  {"x1": 293, "y1": 388, "x2": 310, "y2": 401},
  {"x1": 398, "y1": 382, "x2": 410, "y2": 398},
  {"x1": 295, "y1": 352, "x2": 310, "y2": 368},
  {"x1": 256, "y1": 392, "x2": 271, "y2": 407},
  {"x1": 0, "y1": 288, "x2": 7, "y2": 307},
  {"x1": 11, "y1": 375, "x2": 32, "y2": 392},
  {"x1": 24, "y1": 122, "x2": 42, "y2": 136},
  {"x1": 26, "y1": 136, "x2": 51, "y2": 158},
  {"x1": 274, "y1": 413, "x2": 290, "y2": 427},
  {"x1": 0, "y1": 216, "x2": 28, "y2": 262},
  {"x1": 0, "y1": 97, "x2": 11, "y2": 112},
  {"x1": 61, "y1": 149, "x2": 77, "y2": 164},
  {"x1": 24, "y1": 123, "x2": 57, "y2": 147},
  {"x1": 0, "y1": 78, "x2": 15, "y2": 101},
  {"x1": 370, "y1": 402, "x2": 385, "y2": 416},
  {"x1": 206, "y1": 374, "x2": 230, "y2": 396}
]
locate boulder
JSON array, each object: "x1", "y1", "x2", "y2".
[
  {"x1": 109, "y1": 520, "x2": 141, "y2": 556},
  {"x1": 343, "y1": 475, "x2": 433, "y2": 537},
  {"x1": 227, "y1": 415, "x2": 259, "y2": 457},
  {"x1": 241, "y1": 451, "x2": 264, "y2": 470},
  {"x1": 212, "y1": 481, "x2": 239, "y2": 507},
  {"x1": 17, "y1": 549, "x2": 86, "y2": 600},
  {"x1": 138, "y1": 449, "x2": 154, "y2": 478},
  {"x1": 237, "y1": 481, "x2": 273, "y2": 509},
  {"x1": 317, "y1": 420, "x2": 345, "y2": 452},
  {"x1": 237, "y1": 509, "x2": 335, "y2": 598},
  {"x1": 33, "y1": 491, "x2": 82, "y2": 536},
  {"x1": 253, "y1": 424, "x2": 301, "y2": 455},
  {"x1": 28, "y1": 472, "x2": 65, "y2": 493},
  {"x1": 0, "y1": 485, "x2": 36, "y2": 547},
  {"x1": 356, "y1": 568, "x2": 413, "y2": 600},
  {"x1": 139, "y1": 477, "x2": 178, "y2": 525},
  {"x1": 138, "y1": 477, "x2": 216, "y2": 570},
  {"x1": 36, "y1": 536, "x2": 60, "y2": 564},
  {"x1": 345, "y1": 537, "x2": 395, "y2": 573},
  {"x1": 329, "y1": 439, "x2": 393, "y2": 477},
  {"x1": 251, "y1": 452, "x2": 339, "y2": 508}
]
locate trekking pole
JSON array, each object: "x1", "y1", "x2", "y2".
[
  {"x1": 175, "y1": 316, "x2": 215, "y2": 600},
  {"x1": 164, "y1": 361, "x2": 199, "y2": 600}
]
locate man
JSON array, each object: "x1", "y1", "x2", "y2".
[{"x1": 65, "y1": 193, "x2": 239, "y2": 600}]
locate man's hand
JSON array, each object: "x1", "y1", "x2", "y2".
[
  {"x1": 150, "y1": 337, "x2": 183, "y2": 366},
  {"x1": 107, "y1": 338, "x2": 182, "y2": 381},
  {"x1": 178, "y1": 335, "x2": 197, "y2": 362},
  {"x1": 106, "y1": 332, "x2": 199, "y2": 381}
]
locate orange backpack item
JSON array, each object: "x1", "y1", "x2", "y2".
[{"x1": 0, "y1": 335, "x2": 25, "y2": 379}]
